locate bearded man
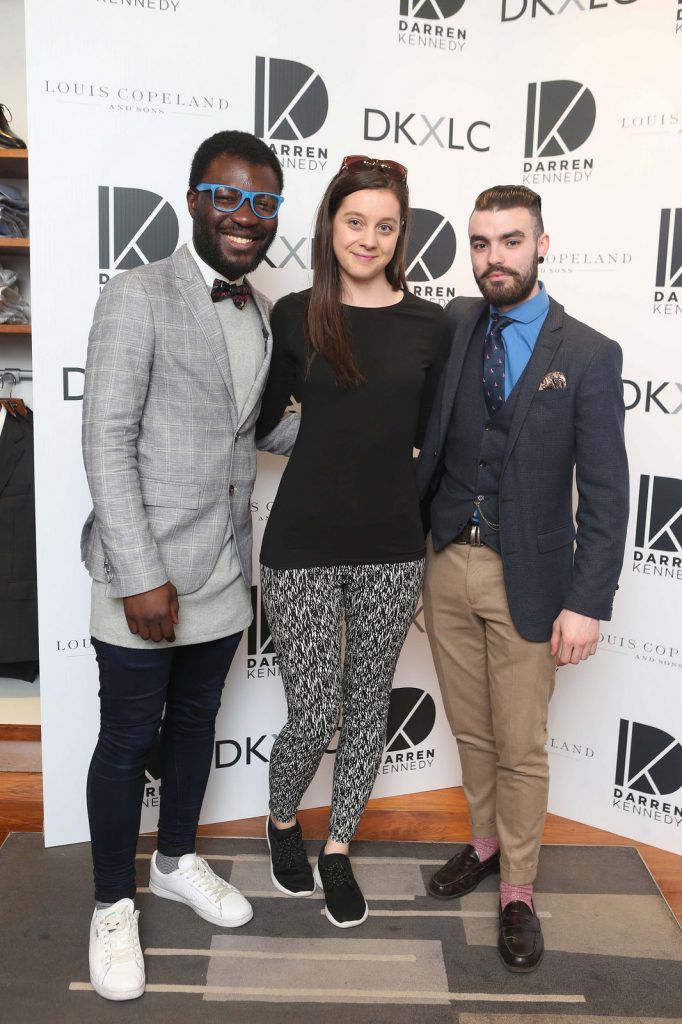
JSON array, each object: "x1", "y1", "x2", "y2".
[
  {"x1": 417, "y1": 185, "x2": 628, "y2": 972},
  {"x1": 81, "y1": 130, "x2": 296, "y2": 1000}
]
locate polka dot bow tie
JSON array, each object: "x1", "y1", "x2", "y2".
[{"x1": 210, "y1": 278, "x2": 252, "y2": 309}]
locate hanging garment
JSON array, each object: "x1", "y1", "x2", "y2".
[{"x1": 0, "y1": 407, "x2": 38, "y2": 679}]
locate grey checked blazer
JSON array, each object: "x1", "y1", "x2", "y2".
[{"x1": 81, "y1": 243, "x2": 297, "y2": 599}]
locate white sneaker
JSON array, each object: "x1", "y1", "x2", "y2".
[
  {"x1": 89, "y1": 898, "x2": 145, "y2": 1001},
  {"x1": 149, "y1": 851, "x2": 253, "y2": 927}
]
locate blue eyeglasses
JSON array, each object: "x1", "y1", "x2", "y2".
[{"x1": 194, "y1": 183, "x2": 284, "y2": 220}]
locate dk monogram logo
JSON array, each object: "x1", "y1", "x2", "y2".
[
  {"x1": 615, "y1": 720, "x2": 682, "y2": 797},
  {"x1": 406, "y1": 208, "x2": 457, "y2": 283},
  {"x1": 399, "y1": 0, "x2": 465, "y2": 16},
  {"x1": 98, "y1": 186, "x2": 178, "y2": 271},
  {"x1": 524, "y1": 80, "x2": 596, "y2": 158},
  {"x1": 635, "y1": 476, "x2": 682, "y2": 554},
  {"x1": 385, "y1": 687, "x2": 437, "y2": 752},
  {"x1": 255, "y1": 57, "x2": 328, "y2": 140},
  {"x1": 655, "y1": 209, "x2": 682, "y2": 289}
]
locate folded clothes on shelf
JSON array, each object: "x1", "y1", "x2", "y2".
[
  {"x1": 0, "y1": 183, "x2": 29, "y2": 237},
  {"x1": 0, "y1": 262, "x2": 30, "y2": 323}
]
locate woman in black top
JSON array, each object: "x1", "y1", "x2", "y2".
[{"x1": 256, "y1": 155, "x2": 449, "y2": 928}]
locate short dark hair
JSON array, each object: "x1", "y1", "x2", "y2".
[
  {"x1": 189, "y1": 130, "x2": 283, "y2": 193},
  {"x1": 473, "y1": 184, "x2": 544, "y2": 236}
]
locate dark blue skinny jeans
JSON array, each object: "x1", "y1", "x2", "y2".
[{"x1": 87, "y1": 632, "x2": 242, "y2": 903}]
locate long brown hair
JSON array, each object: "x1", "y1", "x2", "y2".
[{"x1": 305, "y1": 166, "x2": 410, "y2": 388}]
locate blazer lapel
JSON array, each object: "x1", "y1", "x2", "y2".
[
  {"x1": 173, "y1": 245, "x2": 237, "y2": 409},
  {"x1": 438, "y1": 299, "x2": 488, "y2": 443},
  {"x1": 236, "y1": 284, "x2": 273, "y2": 428},
  {"x1": 502, "y1": 298, "x2": 565, "y2": 474}
]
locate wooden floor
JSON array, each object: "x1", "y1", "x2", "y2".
[{"x1": 1, "y1": 769, "x2": 680, "y2": 925}]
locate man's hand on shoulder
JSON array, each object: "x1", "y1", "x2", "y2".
[
  {"x1": 550, "y1": 610, "x2": 599, "y2": 666},
  {"x1": 123, "y1": 582, "x2": 180, "y2": 643}
]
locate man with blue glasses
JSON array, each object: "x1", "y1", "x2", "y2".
[{"x1": 81, "y1": 130, "x2": 295, "y2": 1001}]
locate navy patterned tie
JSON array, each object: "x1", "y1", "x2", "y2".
[{"x1": 483, "y1": 313, "x2": 513, "y2": 415}]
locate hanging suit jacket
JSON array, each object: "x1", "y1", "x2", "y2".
[{"x1": 0, "y1": 408, "x2": 39, "y2": 671}]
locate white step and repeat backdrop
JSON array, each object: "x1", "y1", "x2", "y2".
[{"x1": 24, "y1": 0, "x2": 681, "y2": 853}]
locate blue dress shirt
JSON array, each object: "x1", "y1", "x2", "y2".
[{"x1": 489, "y1": 282, "x2": 550, "y2": 399}]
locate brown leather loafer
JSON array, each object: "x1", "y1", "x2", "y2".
[
  {"x1": 498, "y1": 900, "x2": 545, "y2": 972},
  {"x1": 428, "y1": 844, "x2": 501, "y2": 900}
]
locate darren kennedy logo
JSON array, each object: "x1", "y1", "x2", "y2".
[
  {"x1": 397, "y1": 0, "x2": 467, "y2": 52},
  {"x1": 613, "y1": 719, "x2": 682, "y2": 830},
  {"x1": 523, "y1": 80, "x2": 596, "y2": 185},
  {"x1": 632, "y1": 475, "x2": 682, "y2": 581},
  {"x1": 247, "y1": 585, "x2": 278, "y2": 678},
  {"x1": 255, "y1": 56, "x2": 328, "y2": 172},
  {"x1": 98, "y1": 186, "x2": 178, "y2": 288},
  {"x1": 654, "y1": 208, "x2": 682, "y2": 315},
  {"x1": 406, "y1": 208, "x2": 457, "y2": 305},
  {"x1": 380, "y1": 686, "x2": 437, "y2": 775}
]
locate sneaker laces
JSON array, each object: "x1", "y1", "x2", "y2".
[
  {"x1": 182, "y1": 857, "x2": 234, "y2": 903},
  {"x1": 274, "y1": 832, "x2": 308, "y2": 870},
  {"x1": 321, "y1": 858, "x2": 354, "y2": 890},
  {"x1": 99, "y1": 906, "x2": 142, "y2": 967}
]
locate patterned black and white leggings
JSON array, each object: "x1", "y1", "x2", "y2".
[{"x1": 261, "y1": 559, "x2": 424, "y2": 844}]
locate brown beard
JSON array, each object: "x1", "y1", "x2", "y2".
[{"x1": 474, "y1": 253, "x2": 539, "y2": 307}]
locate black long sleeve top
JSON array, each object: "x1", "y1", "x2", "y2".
[{"x1": 256, "y1": 289, "x2": 450, "y2": 569}]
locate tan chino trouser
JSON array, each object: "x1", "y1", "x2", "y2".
[{"x1": 423, "y1": 535, "x2": 556, "y2": 885}]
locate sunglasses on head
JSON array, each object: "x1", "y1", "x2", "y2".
[{"x1": 339, "y1": 154, "x2": 408, "y2": 183}]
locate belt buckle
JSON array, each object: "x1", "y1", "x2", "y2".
[{"x1": 469, "y1": 523, "x2": 482, "y2": 547}]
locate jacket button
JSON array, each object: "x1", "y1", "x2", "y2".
[
  {"x1": 479, "y1": 460, "x2": 487, "y2": 468},
  {"x1": 485, "y1": 422, "x2": 493, "y2": 431},
  {"x1": 229, "y1": 485, "x2": 235, "y2": 496},
  {"x1": 433, "y1": 448, "x2": 439, "y2": 458},
  {"x1": 235, "y1": 431, "x2": 241, "y2": 442}
]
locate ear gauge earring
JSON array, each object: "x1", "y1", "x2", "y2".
[{"x1": 538, "y1": 256, "x2": 545, "y2": 264}]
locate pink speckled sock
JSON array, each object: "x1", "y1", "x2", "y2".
[
  {"x1": 471, "y1": 835, "x2": 500, "y2": 863},
  {"x1": 500, "y1": 881, "x2": 534, "y2": 910}
]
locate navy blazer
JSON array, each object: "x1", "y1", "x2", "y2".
[{"x1": 416, "y1": 295, "x2": 629, "y2": 642}]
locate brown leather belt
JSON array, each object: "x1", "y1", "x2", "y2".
[{"x1": 452, "y1": 522, "x2": 484, "y2": 547}]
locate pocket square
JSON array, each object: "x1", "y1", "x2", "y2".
[{"x1": 538, "y1": 370, "x2": 567, "y2": 391}]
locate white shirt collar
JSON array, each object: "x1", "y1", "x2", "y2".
[{"x1": 186, "y1": 238, "x2": 244, "y2": 290}]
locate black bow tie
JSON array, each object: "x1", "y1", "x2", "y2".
[{"x1": 211, "y1": 278, "x2": 252, "y2": 309}]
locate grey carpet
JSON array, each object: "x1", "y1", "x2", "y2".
[{"x1": 1, "y1": 834, "x2": 680, "y2": 1023}]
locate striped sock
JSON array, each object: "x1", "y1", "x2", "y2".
[
  {"x1": 155, "y1": 852, "x2": 182, "y2": 875},
  {"x1": 471, "y1": 835, "x2": 500, "y2": 863},
  {"x1": 500, "y1": 881, "x2": 533, "y2": 909}
]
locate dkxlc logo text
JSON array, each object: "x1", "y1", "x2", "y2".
[
  {"x1": 654, "y1": 208, "x2": 682, "y2": 315},
  {"x1": 364, "y1": 108, "x2": 489, "y2": 152},
  {"x1": 214, "y1": 735, "x2": 276, "y2": 768},
  {"x1": 623, "y1": 380, "x2": 682, "y2": 415},
  {"x1": 613, "y1": 719, "x2": 682, "y2": 829},
  {"x1": 632, "y1": 475, "x2": 682, "y2": 581},
  {"x1": 398, "y1": 0, "x2": 467, "y2": 52},
  {"x1": 255, "y1": 57, "x2": 328, "y2": 171},
  {"x1": 406, "y1": 209, "x2": 457, "y2": 304},
  {"x1": 523, "y1": 81, "x2": 596, "y2": 185},
  {"x1": 381, "y1": 687, "x2": 436, "y2": 774},
  {"x1": 98, "y1": 186, "x2": 178, "y2": 288},
  {"x1": 502, "y1": 0, "x2": 638, "y2": 20}
]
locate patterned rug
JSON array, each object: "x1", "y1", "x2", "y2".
[{"x1": 1, "y1": 833, "x2": 680, "y2": 1023}]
